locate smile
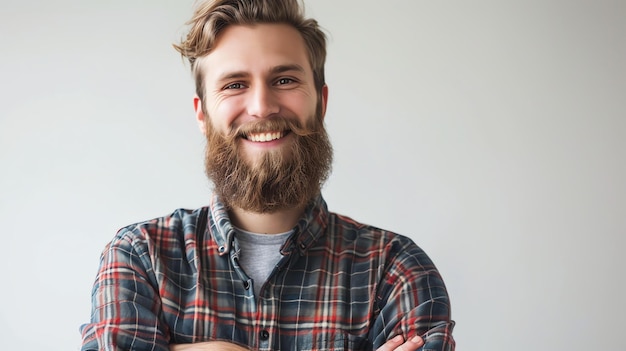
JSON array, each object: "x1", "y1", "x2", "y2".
[{"x1": 244, "y1": 131, "x2": 287, "y2": 142}]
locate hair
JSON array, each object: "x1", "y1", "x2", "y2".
[{"x1": 173, "y1": 0, "x2": 327, "y2": 104}]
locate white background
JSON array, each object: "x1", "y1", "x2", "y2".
[{"x1": 1, "y1": 0, "x2": 624, "y2": 350}]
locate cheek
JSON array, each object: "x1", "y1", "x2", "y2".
[
  {"x1": 209, "y1": 97, "x2": 243, "y2": 132},
  {"x1": 283, "y1": 95, "x2": 318, "y2": 120}
]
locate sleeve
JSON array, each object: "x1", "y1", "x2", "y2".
[
  {"x1": 80, "y1": 229, "x2": 170, "y2": 351},
  {"x1": 372, "y1": 237, "x2": 456, "y2": 351}
]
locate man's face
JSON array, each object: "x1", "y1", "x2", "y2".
[
  {"x1": 194, "y1": 24, "x2": 332, "y2": 213},
  {"x1": 195, "y1": 23, "x2": 327, "y2": 165}
]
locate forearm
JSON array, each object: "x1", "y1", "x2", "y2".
[
  {"x1": 169, "y1": 337, "x2": 425, "y2": 351},
  {"x1": 170, "y1": 341, "x2": 251, "y2": 351}
]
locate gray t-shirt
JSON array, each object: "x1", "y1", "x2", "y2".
[{"x1": 234, "y1": 227, "x2": 293, "y2": 296}]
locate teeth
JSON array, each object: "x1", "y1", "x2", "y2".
[{"x1": 247, "y1": 131, "x2": 284, "y2": 142}]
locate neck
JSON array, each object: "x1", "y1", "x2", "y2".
[{"x1": 229, "y1": 205, "x2": 305, "y2": 234}]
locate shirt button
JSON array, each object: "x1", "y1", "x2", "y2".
[{"x1": 260, "y1": 330, "x2": 270, "y2": 340}]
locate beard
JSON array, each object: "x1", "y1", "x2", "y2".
[{"x1": 204, "y1": 109, "x2": 333, "y2": 214}]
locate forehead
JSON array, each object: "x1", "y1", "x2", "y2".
[{"x1": 200, "y1": 23, "x2": 312, "y2": 80}]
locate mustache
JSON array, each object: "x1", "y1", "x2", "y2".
[{"x1": 226, "y1": 116, "x2": 319, "y2": 141}]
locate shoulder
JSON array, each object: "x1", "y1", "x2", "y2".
[
  {"x1": 327, "y1": 212, "x2": 434, "y2": 266},
  {"x1": 106, "y1": 207, "x2": 208, "y2": 255},
  {"x1": 327, "y1": 211, "x2": 415, "y2": 245}
]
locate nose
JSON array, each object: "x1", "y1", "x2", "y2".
[{"x1": 246, "y1": 85, "x2": 279, "y2": 118}]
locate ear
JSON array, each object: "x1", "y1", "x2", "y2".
[
  {"x1": 320, "y1": 84, "x2": 329, "y2": 120},
  {"x1": 193, "y1": 95, "x2": 207, "y2": 135}
]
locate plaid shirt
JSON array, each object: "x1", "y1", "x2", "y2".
[{"x1": 81, "y1": 195, "x2": 455, "y2": 351}]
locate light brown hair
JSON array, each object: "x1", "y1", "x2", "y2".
[{"x1": 173, "y1": 0, "x2": 327, "y2": 104}]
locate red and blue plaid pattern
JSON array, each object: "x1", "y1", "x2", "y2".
[{"x1": 80, "y1": 195, "x2": 455, "y2": 350}]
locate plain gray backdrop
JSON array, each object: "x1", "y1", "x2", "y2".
[{"x1": 1, "y1": 0, "x2": 624, "y2": 350}]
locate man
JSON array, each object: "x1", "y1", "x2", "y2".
[{"x1": 80, "y1": 0, "x2": 455, "y2": 350}]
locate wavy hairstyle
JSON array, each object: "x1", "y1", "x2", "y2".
[{"x1": 173, "y1": 0, "x2": 327, "y2": 104}]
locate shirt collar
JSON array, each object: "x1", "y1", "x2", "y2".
[{"x1": 207, "y1": 194, "x2": 329, "y2": 256}]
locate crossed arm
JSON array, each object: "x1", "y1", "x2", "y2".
[{"x1": 169, "y1": 335, "x2": 424, "y2": 351}]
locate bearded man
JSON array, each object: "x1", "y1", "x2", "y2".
[{"x1": 80, "y1": 1, "x2": 455, "y2": 350}]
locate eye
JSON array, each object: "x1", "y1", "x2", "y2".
[
  {"x1": 224, "y1": 82, "x2": 245, "y2": 90},
  {"x1": 275, "y1": 77, "x2": 295, "y2": 86}
]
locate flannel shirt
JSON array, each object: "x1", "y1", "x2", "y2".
[{"x1": 80, "y1": 194, "x2": 455, "y2": 351}]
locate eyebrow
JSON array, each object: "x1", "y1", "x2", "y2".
[
  {"x1": 271, "y1": 64, "x2": 306, "y2": 75},
  {"x1": 216, "y1": 64, "x2": 306, "y2": 82}
]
